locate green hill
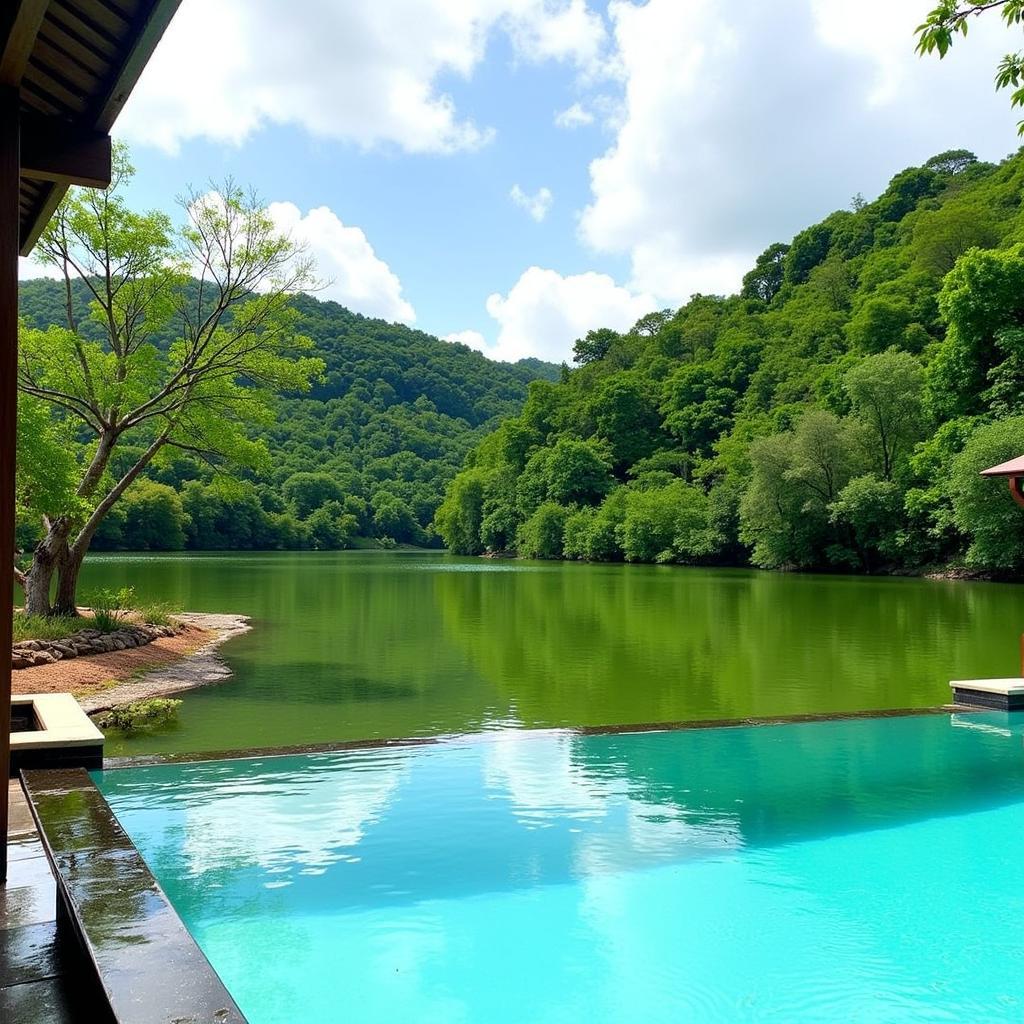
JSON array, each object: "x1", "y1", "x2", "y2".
[
  {"x1": 436, "y1": 147, "x2": 1024, "y2": 576},
  {"x1": 17, "y1": 281, "x2": 558, "y2": 550}
]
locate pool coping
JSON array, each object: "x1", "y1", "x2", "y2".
[
  {"x1": 19, "y1": 768, "x2": 248, "y2": 1024},
  {"x1": 101, "y1": 703, "x2": 984, "y2": 771}
]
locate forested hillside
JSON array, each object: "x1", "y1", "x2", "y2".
[
  {"x1": 437, "y1": 148, "x2": 1024, "y2": 575},
  {"x1": 17, "y1": 282, "x2": 556, "y2": 551}
]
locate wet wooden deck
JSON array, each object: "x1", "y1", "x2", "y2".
[{"x1": 0, "y1": 779, "x2": 103, "y2": 1023}]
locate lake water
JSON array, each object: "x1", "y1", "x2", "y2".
[{"x1": 79, "y1": 551, "x2": 1023, "y2": 757}]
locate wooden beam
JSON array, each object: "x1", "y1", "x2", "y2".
[
  {"x1": 0, "y1": 0, "x2": 49, "y2": 89},
  {"x1": 0, "y1": 87, "x2": 19, "y2": 884},
  {"x1": 95, "y1": 0, "x2": 183, "y2": 131},
  {"x1": 20, "y1": 115, "x2": 111, "y2": 189}
]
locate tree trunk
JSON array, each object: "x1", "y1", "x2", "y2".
[
  {"x1": 52, "y1": 543, "x2": 85, "y2": 617},
  {"x1": 23, "y1": 519, "x2": 71, "y2": 617}
]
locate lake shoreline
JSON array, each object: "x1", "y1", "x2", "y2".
[
  {"x1": 79, "y1": 613, "x2": 251, "y2": 715},
  {"x1": 13, "y1": 612, "x2": 250, "y2": 714}
]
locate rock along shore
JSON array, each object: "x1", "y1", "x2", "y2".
[
  {"x1": 77, "y1": 613, "x2": 251, "y2": 715},
  {"x1": 12, "y1": 622, "x2": 180, "y2": 670}
]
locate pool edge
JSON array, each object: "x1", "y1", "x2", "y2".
[
  {"x1": 20, "y1": 767, "x2": 248, "y2": 1024},
  {"x1": 101, "y1": 703, "x2": 985, "y2": 771}
]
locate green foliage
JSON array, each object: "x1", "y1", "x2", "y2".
[
  {"x1": 15, "y1": 395, "x2": 81, "y2": 528},
  {"x1": 437, "y1": 147, "x2": 1024, "y2": 576},
  {"x1": 951, "y1": 417, "x2": 1024, "y2": 570},
  {"x1": 434, "y1": 469, "x2": 487, "y2": 554},
  {"x1": 845, "y1": 349, "x2": 929, "y2": 481},
  {"x1": 12, "y1": 613, "x2": 88, "y2": 643},
  {"x1": 742, "y1": 243, "x2": 789, "y2": 303},
  {"x1": 517, "y1": 502, "x2": 568, "y2": 559},
  {"x1": 137, "y1": 602, "x2": 177, "y2": 628},
  {"x1": 283, "y1": 473, "x2": 344, "y2": 518},
  {"x1": 917, "y1": 2, "x2": 1024, "y2": 132},
  {"x1": 97, "y1": 698, "x2": 182, "y2": 733},
  {"x1": 87, "y1": 587, "x2": 135, "y2": 632},
  {"x1": 18, "y1": 284, "x2": 555, "y2": 556},
  {"x1": 829, "y1": 475, "x2": 905, "y2": 572}
]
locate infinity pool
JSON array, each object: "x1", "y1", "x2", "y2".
[{"x1": 96, "y1": 714, "x2": 1024, "y2": 1022}]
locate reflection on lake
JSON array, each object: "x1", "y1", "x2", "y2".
[{"x1": 80, "y1": 551, "x2": 1024, "y2": 756}]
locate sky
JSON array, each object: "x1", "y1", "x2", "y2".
[{"x1": 19, "y1": 0, "x2": 1024, "y2": 364}]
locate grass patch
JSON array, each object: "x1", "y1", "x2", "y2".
[
  {"x1": 13, "y1": 612, "x2": 90, "y2": 643},
  {"x1": 137, "y1": 601, "x2": 178, "y2": 627}
]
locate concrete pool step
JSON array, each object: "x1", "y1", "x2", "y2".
[{"x1": 950, "y1": 678, "x2": 1024, "y2": 711}]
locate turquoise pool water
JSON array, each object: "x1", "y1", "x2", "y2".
[{"x1": 97, "y1": 714, "x2": 1024, "y2": 1022}]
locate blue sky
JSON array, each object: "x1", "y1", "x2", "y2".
[{"x1": 20, "y1": 0, "x2": 1023, "y2": 363}]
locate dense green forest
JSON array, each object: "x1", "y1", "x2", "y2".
[
  {"x1": 17, "y1": 281, "x2": 556, "y2": 552},
  {"x1": 436, "y1": 148, "x2": 1024, "y2": 575}
]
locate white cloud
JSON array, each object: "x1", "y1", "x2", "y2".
[
  {"x1": 444, "y1": 329, "x2": 488, "y2": 352},
  {"x1": 267, "y1": 202, "x2": 415, "y2": 323},
  {"x1": 580, "y1": 0, "x2": 1018, "y2": 304},
  {"x1": 18, "y1": 257, "x2": 62, "y2": 282},
  {"x1": 555, "y1": 101, "x2": 595, "y2": 128},
  {"x1": 482, "y1": 266, "x2": 654, "y2": 362},
  {"x1": 120, "y1": 0, "x2": 607, "y2": 154},
  {"x1": 510, "y1": 184, "x2": 554, "y2": 222}
]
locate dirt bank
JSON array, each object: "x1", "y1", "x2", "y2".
[{"x1": 13, "y1": 612, "x2": 251, "y2": 713}]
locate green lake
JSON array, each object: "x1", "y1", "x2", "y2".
[{"x1": 79, "y1": 551, "x2": 1023, "y2": 757}]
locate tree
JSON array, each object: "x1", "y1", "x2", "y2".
[
  {"x1": 660, "y1": 364, "x2": 737, "y2": 457},
  {"x1": 17, "y1": 148, "x2": 322, "y2": 614},
  {"x1": 828, "y1": 475, "x2": 904, "y2": 572},
  {"x1": 434, "y1": 469, "x2": 486, "y2": 554},
  {"x1": 912, "y1": 202, "x2": 998, "y2": 276},
  {"x1": 845, "y1": 350, "x2": 928, "y2": 481},
  {"x1": 740, "y1": 433, "x2": 830, "y2": 569},
  {"x1": 950, "y1": 417, "x2": 1024, "y2": 569},
  {"x1": 118, "y1": 481, "x2": 187, "y2": 551},
  {"x1": 619, "y1": 482, "x2": 719, "y2": 563},
  {"x1": 784, "y1": 224, "x2": 832, "y2": 284},
  {"x1": 741, "y1": 243, "x2": 789, "y2": 303},
  {"x1": 924, "y1": 149, "x2": 978, "y2": 176},
  {"x1": 589, "y1": 374, "x2": 662, "y2": 470},
  {"x1": 873, "y1": 167, "x2": 940, "y2": 222},
  {"x1": 926, "y1": 245, "x2": 1024, "y2": 418},
  {"x1": 845, "y1": 297, "x2": 915, "y2": 354},
  {"x1": 917, "y1": 2, "x2": 1024, "y2": 132},
  {"x1": 283, "y1": 472, "x2": 344, "y2": 519},
  {"x1": 517, "y1": 502, "x2": 567, "y2": 558},
  {"x1": 14, "y1": 397, "x2": 80, "y2": 590},
  {"x1": 572, "y1": 327, "x2": 619, "y2": 365},
  {"x1": 544, "y1": 438, "x2": 613, "y2": 506},
  {"x1": 308, "y1": 501, "x2": 358, "y2": 550}
]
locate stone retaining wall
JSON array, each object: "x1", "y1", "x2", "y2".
[{"x1": 12, "y1": 623, "x2": 180, "y2": 670}]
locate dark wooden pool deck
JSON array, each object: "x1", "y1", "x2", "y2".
[{"x1": 1, "y1": 779, "x2": 104, "y2": 1023}]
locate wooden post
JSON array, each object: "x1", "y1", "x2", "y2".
[{"x1": 0, "y1": 86, "x2": 18, "y2": 884}]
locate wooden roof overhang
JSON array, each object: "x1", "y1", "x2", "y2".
[
  {"x1": 1, "y1": 0, "x2": 181, "y2": 255},
  {"x1": 981, "y1": 455, "x2": 1024, "y2": 508},
  {"x1": 0, "y1": 0, "x2": 181, "y2": 883}
]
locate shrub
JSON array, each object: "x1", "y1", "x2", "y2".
[
  {"x1": 87, "y1": 587, "x2": 135, "y2": 632},
  {"x1": 97, "y1": 698, "x2": 182, "y2": 732},
  {"x1": 517, "y1": 502, "x2": 567, "y2": 559}
]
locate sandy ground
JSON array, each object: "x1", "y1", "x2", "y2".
[{"x1": 12, "y1": 612, "x2": 251, "y2": 712}]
